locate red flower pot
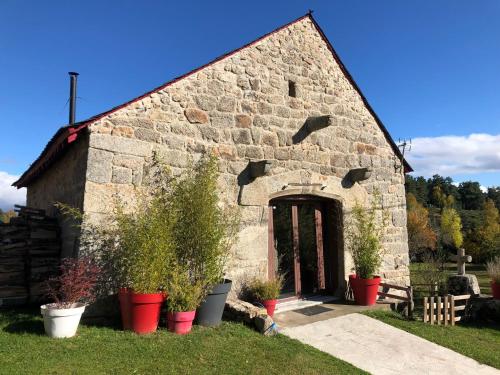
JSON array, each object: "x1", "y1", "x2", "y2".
[
  {"x1": 491, "y1": 281, "x2": 500, "y2": 300},
  {"x1": 129, "y1": 292, "x2": 165, "y2": 334},
  {"x1": 261, "y1": 299, "x2": 278, "y2": 317},
  {"x1": 118, "y1": 288, "x2": 132, "y2": 331},
  {"x1": 167, "y1": 311, "x2": 196, "y2": 335},
  {"x1": 349, "y1": 274, "x2": 381, "y2": 306}
]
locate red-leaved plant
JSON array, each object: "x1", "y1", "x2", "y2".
[{"x1": 45, "y1": 257, "x2": 100, "y2": 309}]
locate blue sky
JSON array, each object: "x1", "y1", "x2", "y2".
[{"x1": 1, "y1": 1, "x2": 499, "y2": 209}]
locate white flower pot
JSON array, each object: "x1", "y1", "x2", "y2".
[{"x1": 40, "y1": 303, "x2": 86, "y2": 338}]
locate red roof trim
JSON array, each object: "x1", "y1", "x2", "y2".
[{"x1": 14, "y1": 12, "x2": 411, "y2": 188}]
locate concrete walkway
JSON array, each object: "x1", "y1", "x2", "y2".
[{"x1": 281, "y1": 313, "x2": 499, "y2": 375}]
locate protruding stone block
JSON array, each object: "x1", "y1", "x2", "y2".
[
  {"x1": 305, "y1": 115, "x2": 333, "y2": 133},
  {"x1": 249, "y1": 160, "x2": 273, "y2": 179},
  {"x1": 346, "y1": 167, "x2": 372, "y2": 183}
]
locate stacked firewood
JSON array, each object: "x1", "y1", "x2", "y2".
[{"x1": 0, "y1": 205, "x2": 60, "y2": 304}]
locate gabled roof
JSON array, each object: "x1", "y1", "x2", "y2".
[{"x1": 13, "y1": 13, "x2": 412, "y2": 188}]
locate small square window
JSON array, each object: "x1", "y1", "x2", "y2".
[{"x1": 288, "y1": 81, "x2": 296, "y2": 97}]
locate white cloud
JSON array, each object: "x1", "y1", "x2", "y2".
[
  {"x1": 0, "y1": 171, "x2": 26, "y2": 211},
  {"x1": 406, "y1": 133, "x2": 500, "y2": 178}
]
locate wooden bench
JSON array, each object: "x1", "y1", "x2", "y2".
[{"x1": 377, "y1": 282, "x2": 414, "y2": 318}]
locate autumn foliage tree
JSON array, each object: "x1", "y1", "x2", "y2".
[
  {"x1": 0, "y1": 209, "x2": 16, "y2": 223},
  {"x1": 440, "y1": 206, "x2": 463, "y2": 250},
  {"x1": 464, "y1": 199, "x2": 500, "y2": 262},
  {"x1": 406, "y1": 193, "x2": 437, "y2": 259}
]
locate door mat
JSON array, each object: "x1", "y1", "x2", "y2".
[{"x1": 294, "y1": 305, "x2": 333, "y2": 316}]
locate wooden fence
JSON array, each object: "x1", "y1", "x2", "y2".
[
  {"x1": 423, "y1": 294, "x2": 471, "y2": 326},
  {"x1": 377, "y1": 282, "x2": 414, "y2": 318}
]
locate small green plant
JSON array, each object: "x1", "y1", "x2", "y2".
[
  {"x1": 249, "y1": 275, "x2": 284, "y2": 301},
  {"x1": 165, "y1": 264, "x2": 204, "y2": 312},
  {"x1": 412, "y1": 254, "x2": 447, "y2": 296},
  {"x1": 347, "y1": 194, "x2": 387, "y2": 279},
  {"x1": 486, "y1": 256, "x2": 500, "y2": 283}
]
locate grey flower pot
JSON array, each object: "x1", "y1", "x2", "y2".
[{"x1": 195, "y1": 279, "x2": 232, "y2": 327}]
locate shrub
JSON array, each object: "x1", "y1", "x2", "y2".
[
  {"x1": 45, "y1": 257, "x2": 100, "y2": 309},
  {"x1": 346, "y1": 194, "x2": 387, "y2": 279},
  {"x1": 249, "y1": 276, "x2": 284, "y2": 301},
  {"x1": 486, "y1": 257, "x2": 500, "y2": 283},
  {"x1": 165, "y1": 264, "x2": 204, "y2": 312},
  {"x1": 169, "y1": 154, "x2": 240, "y2": 295},
  {"x1": 411, "y1": 254, "x2": 447, "y2": 296},
  {"x1": 113, "y1": 194, "x2": 175, "y2": 294}
]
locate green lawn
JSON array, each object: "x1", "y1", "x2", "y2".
[
  {"x1": 364, "y1": 310, "x2": 500, "y2": 369},
  {"x1": 0, "y1": 307, "x2": 364, "y2": 375}
]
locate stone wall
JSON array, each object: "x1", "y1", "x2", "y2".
[
  {"x1": 26, "y1": 134, "x2": 89, "y2": 257},
  {"x1": 45, "y1": 17, "x2": 409, "y2": 290}
]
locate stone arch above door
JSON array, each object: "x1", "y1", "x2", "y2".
[{"x1": 239, "y1": 170, "x2": 369, "y2": 210}]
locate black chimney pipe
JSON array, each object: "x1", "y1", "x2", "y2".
[{"x1": 68, "y1": 72, "x2": 79, "y2": 125}]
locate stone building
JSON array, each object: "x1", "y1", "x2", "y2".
[{"x1": 14, "y1": 14, "x2": 412, "y2": 297}]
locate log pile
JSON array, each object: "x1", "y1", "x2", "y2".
[{"x1": 0, "y1": 205, "x2": 60, "y2": 305}]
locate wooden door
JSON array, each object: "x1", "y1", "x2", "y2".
[{"x1": 269, "y1": 198, "x2": 327, "y2": 298}]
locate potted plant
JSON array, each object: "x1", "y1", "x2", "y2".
[
  {"x1": 486, "y1": 256, "x2": 500, "y2": 299},
  {"x1": 54, "y1": 202, "x2": 135, "y2": 331},
  {"x1": 347, "y1": 196, "x2": 386, "y2": 306},
  {"x1": 41, "y1": 257, "x2": 100, "y2": 338},
  {"x1": 248, "y1": 275, "x2": 284, "y2": 317},
  {"x1": 113, "y1": 190, "x2": 174, "y2": 334},
  {"x1": 165, "y1": 265, "x2": 203, "y2": 334},
  {"x1": 169, "y1": 155, "x2": 240, "y2": 327}
]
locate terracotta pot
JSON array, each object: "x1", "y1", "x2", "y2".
[
  {"x1": 491, "y1": 281, "x2": 500, "y2": 300},
  {"x1": 129, "y1": 292, "x2": 165, "y2": 334},
  {"x1": 167, "y1": 311, "x2": 196, "y2": 335},
  {"x1": 261, "y1": 299, "x2": 278, "y2": 317},
  {"x1": 349, "y1": 274, "x2": 381, "y2": 306},
  {"x1": 118, "y1": 288, "x2": 132, "y2": 331}
]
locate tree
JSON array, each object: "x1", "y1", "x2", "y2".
[
  {"x1": 487, "y1": 187, "x2": 500, "y2": 211},
  {"x1": 427, "y1": 175, "x2": 460, "y2": 207},
  {"x1": 431, "y1": 186, "x2": 446, "y2": 208},
  {"x1": 414, "y1": 176, "x2": 429, "y2": 206},
  {"x1": 441, "y1": 207, "x2": 463, "y2": 250},
  {"x1": 406, "y1": 193, "x2": 437, "y2": 260},
  {"x1": 0, "y1": 209, "x2": 16, "y2": 223},
  {"x1": 464, "y1": 199, "x2": 500, "y2": 263},
  {"x1": 458, "y1": 181, "x2": 485, "y2": 210}
]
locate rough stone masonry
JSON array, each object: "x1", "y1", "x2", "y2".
[{"x1": 20, "y1": 14, "x2": 411, "y2": 295}]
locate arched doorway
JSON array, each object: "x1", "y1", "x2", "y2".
[{"x1": 268, "y1": 195, "x2": 343, "y2": 299}]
